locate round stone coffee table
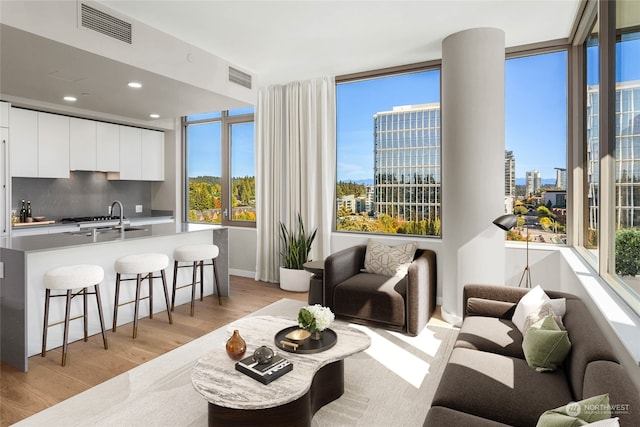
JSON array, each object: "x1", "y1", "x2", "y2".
[{"x1": 191, "y1": 315, "x2": 371, "y2": 427}]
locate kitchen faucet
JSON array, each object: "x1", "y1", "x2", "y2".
[{"x1": 110, "y1": 200, "x2": 124, "y2": 228}]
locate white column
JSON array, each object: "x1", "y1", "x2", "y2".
[{"x1": 440, "y1": 28, "x2": 506, "y2": 324}]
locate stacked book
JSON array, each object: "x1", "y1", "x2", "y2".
[{"x1": 235, "y1": 354, "x2": 293, "y2": 384}]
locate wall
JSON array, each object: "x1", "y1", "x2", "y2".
[{"x1": 12, "y1": 171, "x2": 152, "y2": 220}]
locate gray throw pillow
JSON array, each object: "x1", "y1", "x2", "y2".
[{"x1": 363, "y1": 239, "x2": 417, "y2": 277}]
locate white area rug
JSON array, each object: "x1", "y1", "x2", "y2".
[{"x1": 13, "y1": 299, "x2": 457, "y2": 427}]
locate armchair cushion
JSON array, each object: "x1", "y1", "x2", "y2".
[
  {"x1": 333, "y1": 273, "x2": 406, "y2": 327},
  {"x1": 363, "y1": 239, "x2": 417, "y2": 277}
]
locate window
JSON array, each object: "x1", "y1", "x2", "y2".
[
  {"x1": 184, "y1": 108, "x2": 255, "y2": 227},
  {"x1": 504, "y1": 51, "x2": 568, "y2": 244},
  {"x1": 579, "y1": 0, "x2": 640, "y2": 314},
  {"x1": 335, "y1": 68, "x2": 441, "y2": 236}
]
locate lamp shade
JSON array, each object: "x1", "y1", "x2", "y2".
[{"x1": 493, "y1": 214, "x2": 517, "y2": 231}]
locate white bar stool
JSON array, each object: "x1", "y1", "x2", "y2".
[
  {"x1": 172, "y1": 244, "x2": 222, "y2": 316},
  {"x1": 42, "y1": 264, "x2": 108, "y2": 366},
  {"x1": 112, "y1": 253, "x2": 173, "y2": 338}
]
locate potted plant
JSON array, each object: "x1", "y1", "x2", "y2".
[{"x1": 279, "y1": 213, "x2": 317, "y2": 291}]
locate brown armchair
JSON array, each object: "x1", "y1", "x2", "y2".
[{"x1": 323, "y1": 245, "x2": 436, "y2": 336}]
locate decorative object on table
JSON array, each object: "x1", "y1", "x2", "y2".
[
  {"x1": 279, "y1": 213, "x2": 317, "y2": 292},
  {"x1": 252, "y1": 345, "x2": 274, "y2": 365},
  {"x1": 275, "y1": 325, "x2": 338, "y2": 354},
  {"x1": 493, "y1": 213, "x2": 531, "y2": 288},
  {"x1": 235, "y1": 353, "x2": 293, "y2": 384},
  {"x1": 225, "y1": 329, "x2": 246, "y2": 360},
  {"x1": 297, "y1": 304, "x2": 334, "y2": 340}
]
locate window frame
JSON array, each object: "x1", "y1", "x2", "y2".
[{"x1": 183, "y1": 110, "x2": 256, "y2": 229}]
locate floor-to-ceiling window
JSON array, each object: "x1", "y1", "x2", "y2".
[
  {"x1": 184, "y1": 108, "x2": 255, "y2": 227},
  {"x1": 335, "y1": 66, "x2": 441, "y2": 236},
  {"x1": 505, "y1": 50, "x2": 568, "y2": 244}
]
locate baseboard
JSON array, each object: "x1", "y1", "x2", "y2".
[{"x1": 229, "y1": 268, "x2": 255, "y2": 278}]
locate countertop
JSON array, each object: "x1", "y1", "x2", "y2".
[{"x1": 0, "y1": 222, "x2": 224, "y2": 252}]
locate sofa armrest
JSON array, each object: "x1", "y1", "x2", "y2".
[
  {"x1": 462, "y1": 284, "x2": 529, "y2": 319},
  {"x1": 324, "y1": 245, "x2": 367, "y2": 310},
  {"x1": 406, "y1": 249, "x2": 437, "y2": 336}
]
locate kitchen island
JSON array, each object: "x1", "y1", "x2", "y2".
[{"x1": 0, "y1": 223, "x2": 228, "y2": 371}]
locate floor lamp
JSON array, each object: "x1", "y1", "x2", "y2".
[{"x1": 492, "y1": 214, "x2": 531, "y2": 288}]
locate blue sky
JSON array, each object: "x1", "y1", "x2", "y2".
[{"x1": 337, "y1": 51, "x2": 568, "y2": 182}]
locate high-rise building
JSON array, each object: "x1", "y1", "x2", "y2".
[
  {"x1": 505, "y1": 150, "x2": 516, "y2": 197},
  {"x1": 555, "y1": 167, "x2": 567, "y2": 190},
  {"x1": 587, "y1": 81, "x2": 640, "y2": 230},
  {"x1": 526, "y1": 170, "x2": 541, "y2": 196},
  {"x1": 373, "y1": 104, "x2": 440, "y2": 222}
]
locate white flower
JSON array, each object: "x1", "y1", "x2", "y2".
[{"x1": 298, "y1": 304, "x2": 335, "y2": 331}]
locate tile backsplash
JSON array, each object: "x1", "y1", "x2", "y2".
[{"x1": 12, "y1": 171, "x2": 152, "y2": 221}]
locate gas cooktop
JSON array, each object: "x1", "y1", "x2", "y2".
[{"x1": 61, "y1": 216, "x2": 124, "y2": 223}]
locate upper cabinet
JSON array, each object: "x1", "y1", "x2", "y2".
[
  {"x1": 10, "y1": 109, "x2": 70, "y2": 178},
  {"x1": 141, "y1": 129, "x2": 164, "y2": 181},
  {"x1": 9, "y1": 107, "x2": 162, "y2": 181},
  {"x1": 10, "y1": 108, "x2": 38, "y2": 177},
  {"x1": 37, "y1": 112, "x2": 70, "y2": 178},
  {"x1": 69, "y1": 117, "x2": 97, "y2": 171},
  {"x1": 96, "y1": 122, "x2": 119, "y2": 172},
  {"x1": 0, "y1": 102, "x2": 9, "y2": 128}
]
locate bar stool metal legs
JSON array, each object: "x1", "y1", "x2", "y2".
[
  {"x1": 41, "y1": 265, "x2": 107, "y2": 367},
  {"x1": 113, "y1": 253, "x2": 172, "y2": 339},
  {"x1": 172, "y1": 244, "x2": 222, "y2": 316}
]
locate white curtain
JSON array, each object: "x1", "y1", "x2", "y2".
[{"x1": 255, "y1": 77, "x2": 336, "y2": 282}]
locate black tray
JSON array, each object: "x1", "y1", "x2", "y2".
[{"x1": 274, "y1": 326, "x2": 337, "y2": 354}]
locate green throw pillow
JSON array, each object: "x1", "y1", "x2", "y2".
[
  {"x1": 522, "y1": 315, "x2": 571, "y2": 372},
  {"x1": 536, "y1": 394, "x2": 611, "y2": 426}
]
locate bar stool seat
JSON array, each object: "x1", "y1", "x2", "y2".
[
  {"x1": 172, "y1": 244, "x2": 222, "y2": 316},
  {"x1": 113, "y1": 253, "x2": 172, "y2": 339},
  {"x1": 42, "y1": 264, "x2": 108, "y2": 366}
]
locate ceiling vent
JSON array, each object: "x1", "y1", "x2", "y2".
[
  {"x1": 228, "y1": 66, "x2": 252, "y2": 89},
  {"x1": 80, "y1": 3, "x2": 132, "y2": 44}
]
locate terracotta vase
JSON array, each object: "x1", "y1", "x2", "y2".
[{"x1": 225, "y1": 329, "x2": 246, "y2": 360}]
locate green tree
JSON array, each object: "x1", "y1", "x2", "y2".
[
  {"x1": 536, "y1": 205, "x2": 551, "y2": 218},
  {"x1": 615, "y1": 228, "x2": 640, "y2": 276},
  {"x1": 514, "y1": 205, "x2": 528, "y2": 216}
]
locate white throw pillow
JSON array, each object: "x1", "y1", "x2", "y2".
[
  {"x1": 363, "y1": 239, "x2": 417, "y2": 277},
  {"x1": 512, "y1": 285, "x2": 551, "y2": 334},
  {"x1": 549, "y1": 298, "x2": 566, "y2": 317},
  {"x1": 522, "y1": 302, "x2": 566, "y2": 333}
]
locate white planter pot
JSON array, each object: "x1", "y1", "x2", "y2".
[{"x1": 279, "y1": 267, "x2": 312, "y2": 292}]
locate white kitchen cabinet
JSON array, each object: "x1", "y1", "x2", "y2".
[
  {"x1": 141, "y1": 129, "x2": 164, "y2": 181},
  {"x1": 1, "y1": 128, "x2": 8, "y2": 236},
  {"x1": 0, "y1": 102, "x2": 9, "y2": 128},
  {"x1": 9, "y1": 108, "x2": 38, "y2": 177},
  {"x1": 69, "y1": 117, "x2": 97, "y2": 171},
  {"x1": 38, "y1": 112, "x2": 69, "y2": 178},
  {"x1": 118, "y1": 125, "x2": 142, "y2": 180},
  {"x1": 96, "y1": 122, "x2": 119, "y2": 171}
]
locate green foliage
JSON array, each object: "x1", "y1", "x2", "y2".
[
  {"x1": 514, "y1": 205, "x2": 528, "y2": 216},
  {"x1": 615, "y1": 228, "x2": 640, "y2": 276},
  {"x1": 536, "y1": 205, "x2": 552, "y2": 218},
  {"x1": 336, "y1": 181, "x2": 367, "y2": 198},
  {"x1": 336, "y1": 213, "x2": 441, "y2": 236},
  {"x1": 280, "y1": 213, "x2": 317, "y2": 270},
  {"x1": 188, "y1": 176, "x2": 255, "y2": 224},
  {"x1": 297, "y1": 308, "x2": 316, "y2": 331}
]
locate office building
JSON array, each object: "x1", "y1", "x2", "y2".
[
  {"x1": 526, "y1": 169, "x2": 541, "y2": 196},
  {"x1": 555, "y1": 167, "x2": 567, "y2": 190},
  {"x1": 505, "y1": 150, "x2": 516, "y2": 197},
  {"x1": 373, "y1": 104, "x2": 440, "y2": 222}
]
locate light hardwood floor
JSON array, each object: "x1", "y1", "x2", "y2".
[{"x1": 0, "y1": 276, "x2": 307, "y2": 427}]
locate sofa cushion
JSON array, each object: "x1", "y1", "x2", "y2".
[
  {"x1": 583, "y1": 361, "x2": 640, "y2": 426},
  {"x1": 561, "y1": 299, "x2": 619, "y2": 400},
  {"x1": 363, "y1": 239, "x2": 417, "y2": 277},
  {"x1": 424, "y1": 406, "x2": 512, "y2": 427},
  {"x1": 536, "y1": 393, "x2": 611, "y2": 426},
  {"x1": 522, "y1": 315, "x2": 571, "y2": 372},
  {"x1": 431, "y1": 347, "x2": 573, "y2": 426},
  {"x1": 333, "y1": 273, "x2": 406, "y2": 326},
  {"x1": 466, "y1": 297, "x2": 517, "y2": 319},
  {"x1": 455, "y1": 316, "x2": 525, "y2": 359}
]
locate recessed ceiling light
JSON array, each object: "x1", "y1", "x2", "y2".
[
  {"x1": 63, "y1": 96, "x2": 77, "y2": 102},
  {"x1": 149, "y1": 113, "x2": 160, "y2": 119},
  {"x1": 128, "y1": 82, "x2": 142, "y2": 88}
]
